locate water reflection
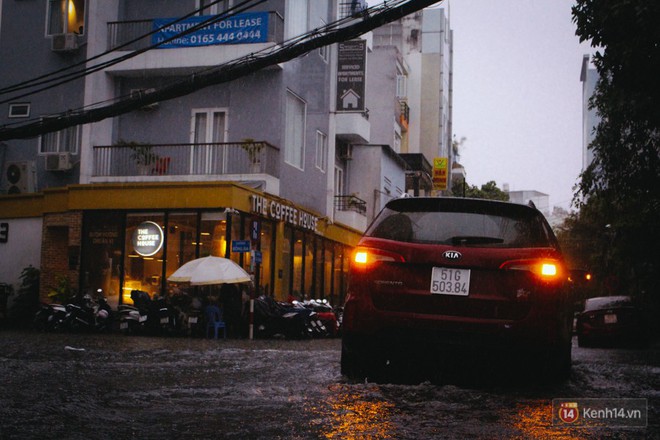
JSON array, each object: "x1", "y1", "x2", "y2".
[
  {"x1": 317, "y1": 384, "x2": 397, "y2": 439},
  {"x1": 506, "y1": 400, "x2": 611, "y2": 439}
]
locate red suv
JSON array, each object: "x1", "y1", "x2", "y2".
[{"x1": 341, "y1": 197, "x2": 573, "y2": 382}]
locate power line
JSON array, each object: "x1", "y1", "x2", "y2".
[
  {"x1": 0, "y1": 0, "x2": 267, "y2": 101},
  {"x1": 0, "y1": 0, "x2": 443, "y2": 141}
]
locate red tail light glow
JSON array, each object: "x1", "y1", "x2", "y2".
[
  {"x1": 352, "y1": 247, "x2": 405, "y2": 267},
  {"x1": 500, "y1": 259, "x2": 565, "y2": 281}
]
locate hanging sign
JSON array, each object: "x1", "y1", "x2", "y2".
[
  {"x1": 336, "y1": 40, "x2": 367, "y2": 112},
  {"x1": 152, "y1": 12, "x2": 268, "y2": 48},
  {"x1": 132, "y1": 221, "x2": 164, "y2": 257},
  {"x1": 232, "y1": 240, "x2": 251, "y2": 253},
  {"x1": 433, "y1": 157, "x2": 448, "y2": 191}
]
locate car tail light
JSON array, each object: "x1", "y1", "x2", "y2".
[
  {"x1": 352, "y1": 247, "x2": 405, "y2": 268},
  {"x1": 499, "y1": 258, "x2": 565, "y2": 281}
]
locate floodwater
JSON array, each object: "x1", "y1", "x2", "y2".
[{"x1": 0, "y1": 331, "x2": 658, "y2": 439}]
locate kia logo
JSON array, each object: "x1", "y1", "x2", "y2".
[{"x1": 443, "y1": 250, "x2": 462, "y2": 260}]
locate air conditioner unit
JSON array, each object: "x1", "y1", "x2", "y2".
[
  {"x1": 45, "y1": 152, "x2": 73, "y2": 171},
  {"x1": 4, "y1": 161, "x2": 37, "y2": 194},
  {"x1": 51, "y1": 33, "x2": 79, "y2": 52}
]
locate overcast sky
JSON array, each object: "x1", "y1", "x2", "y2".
[{"x1": 447, "y1": 0, "x2": 595, "y2": 210}]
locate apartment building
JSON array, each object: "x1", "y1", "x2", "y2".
[
  {"x1": 0, "y1": 0, "x2": 452, "y2": 309},
  {"x1": 370, "y1": 5, "x2": 454, "y2": 197}
]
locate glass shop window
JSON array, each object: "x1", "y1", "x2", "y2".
[
  {"x1": 165, "y1": 212, "x2": 198, "y2": 281},
  {"x1": 80, "y1": 211, "x2": 123, "y2": 310},
  {"x1": 123, "y1": 213, "x2": 165, "y2": 304},
  {"x1": 199, "y1": 211, "x2": 228, "y2": 258}
]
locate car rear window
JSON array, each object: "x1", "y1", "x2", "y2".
[
  {"x1": 365, "y1": 198, "x2": 557, "y2": 248},
  {"x1": 584, "y1": 296, "x2": 632, "y2": 311}
]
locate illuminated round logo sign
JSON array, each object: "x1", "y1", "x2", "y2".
[{"x1": 132, "y1": 221, "x2": 164, "y2": 257}]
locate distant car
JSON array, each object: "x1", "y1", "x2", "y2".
[
  {"x1": 341, "y1": 197, "x2": 573, "y2": 382},
  {"x1": 576, "y1": 296, "x2": 648, "y2": 348}
]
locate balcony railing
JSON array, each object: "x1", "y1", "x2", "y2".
[
  {"x1": 339, "y1": 0, "x2": 368, "y2": 19},
  {"x1": 92, "y1": 141, "x2": 279, "y2": 178},
  {"x1": 107, "y1": 11, "x2": 284, "y2": 51},
  {"x1": 334, "y1": 195, "x2": 367, "y2": 215}
]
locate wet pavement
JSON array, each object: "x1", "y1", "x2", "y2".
[{"x1": 0, "y1": 330, "x2": 658, "y2": 439}]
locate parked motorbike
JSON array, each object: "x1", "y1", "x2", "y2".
[
  {"x1": 251, "y1": 296, "x2": 328, "y2": 340},
  {"x1": 119, "y1": 290, "x2": 178, "y2": 336},
  {"x1": 61, "y1": 292, "x2": 113, "y2": 332},
  {"x1": 33, "y1": 302, "x2": 67, "y2": 332}
]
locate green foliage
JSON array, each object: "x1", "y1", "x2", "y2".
[
  {"x1": 451, "y1": 180, "x2": 509, "y2": 201},
  {"x1": 241, "y1": 138, "x2": 263, "y2": 164},
  {"x1": 48, "y1": 274, "x2": 77, "y2": 305},
  {"x1": 7, "y1": 266, "x2": 40, "y2": 327},
  {"x1": 571, "y1": 1, "x2": 660, "y2": 298},
  {"x1": 117, "y1": 139, "x2": 158, "y2": 165}
]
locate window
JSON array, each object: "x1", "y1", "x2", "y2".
[
  {"x1": 39, "y1": 124, "x2": 81, "y2": 154},
  {"x1": 318, "y1": 20, "x2": 329, "y2": 62},
  {"x1": 315, "y1": 131, "x2": 327, "y2": 172},
  {"x1": 334, "y1": 166, "x2": 344, "y2": 196},
  {"x1": 9, "y1": 103, "x2": 30, "y2": 118},
  {"x1": 396, "y1": 65, "x2": 407, "y2": 98},
  {"x1": 286, "y1": 0, "x2": 308, "y2": 39},
  {"x1": 197, "y1": 0, "x2": 231, "y2": 16},
  {"x1": 190, "y1": 109, "x2": 227, "y2": 174},
  {"x1": 285, "y1": 91, "x2": 306, "y2": 169},
  {"x1": 47, "y1": 0, "x2": 85, "y2": 35}
]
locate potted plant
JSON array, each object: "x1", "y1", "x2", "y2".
[
  {"x1": 117, "y1": 140, "x2": 158, "y2": 175},
  {"x1": 241, "y1": 138, "x2": 262, "y2": 173}
]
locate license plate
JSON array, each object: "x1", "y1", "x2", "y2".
[
  {"x1": 160, "y1": 317, "x2": 169, "y2": 324},
  {"x1": 188, "y1": 317, "x2": 198, "y2": 324},
  {"x1": 604, "y1": 313, "x2": 617, "y2": 324},
  {"x1": 430, "y1": 267, "x2": 470, "y2": 296}
]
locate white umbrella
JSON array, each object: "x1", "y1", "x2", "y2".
[{"x1": 167, "y1": 256, "x2": 251, "y2": 285}]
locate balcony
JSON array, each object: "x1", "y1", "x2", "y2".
[
  {"x1": 399, "y1": 100, "x2": 410, "y2": 131},
  {"x1": 91, "y1": 141, "x2": 280, "y2": 191},
  {"x1": 334, "y1": 195, "x2": 367, "y2": 232},
  {"x1": 103, "y1": 11, "x2": 284, "y2": 76},
  {"x1": 335, "y1": 109, "x2": 370, "y2": 144}
]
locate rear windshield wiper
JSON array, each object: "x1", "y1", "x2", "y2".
[{"x1": 449, "y1": 236, "x2": 504, "y2": 245}]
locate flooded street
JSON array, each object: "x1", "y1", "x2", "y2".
[{"x1": 0, "y1": 331, "x2": 658, "y2": 439}]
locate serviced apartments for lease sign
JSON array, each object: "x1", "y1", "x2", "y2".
[{"x1": 153, "y1": 12, "x2": 268, "y2": 48}]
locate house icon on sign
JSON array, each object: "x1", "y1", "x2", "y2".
[{"x1": 340, "y1": 89, "x2": 360, "y2": 109}]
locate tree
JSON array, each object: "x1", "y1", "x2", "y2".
[
  {"x1": 451, "y1": 180, "x2": 509, "y2": 201},
  {"x1": 571, "y1": 1, "x2": 660, "y2": 309}
]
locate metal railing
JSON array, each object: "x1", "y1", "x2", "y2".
[
  {"x1": 107, "y1": 11, "x2": 284, "y2": 51},
  {"x1": 334, "y1": 195, "x2": 367, "y2": 215},
  {"x1": 338, "y1": 1, "x2": 368, "y2": 19},
  {"x1": 92, "y1": 141, "x2": 279, "y2": 178}
]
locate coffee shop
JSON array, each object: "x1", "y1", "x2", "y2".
[{"x1": 0, "y1": 181, "x2": 362, "y2": 311}]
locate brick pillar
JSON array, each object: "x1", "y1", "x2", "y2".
[{"x1": 40, "y1": 211, "x2": 82, "y2": 303}]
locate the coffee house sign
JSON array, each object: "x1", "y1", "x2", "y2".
[
  {"x1": 132, "y1": 221, "x2": 164, "y2": 256},
  {"x1": 250, "y1": 195, "x2": 319, "y2": 233}
]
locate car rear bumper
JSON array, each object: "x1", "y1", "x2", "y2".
[{"x1": 343, "y1": 291, "x2": 570, "y2": 351}]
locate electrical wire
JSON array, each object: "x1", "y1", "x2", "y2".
[
  {"x1": 0, "y1": 0, "x2": 443, "y2": 141},
  {"x1": 0, "y1": 0, "x2": 267, "y2": 101}
]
